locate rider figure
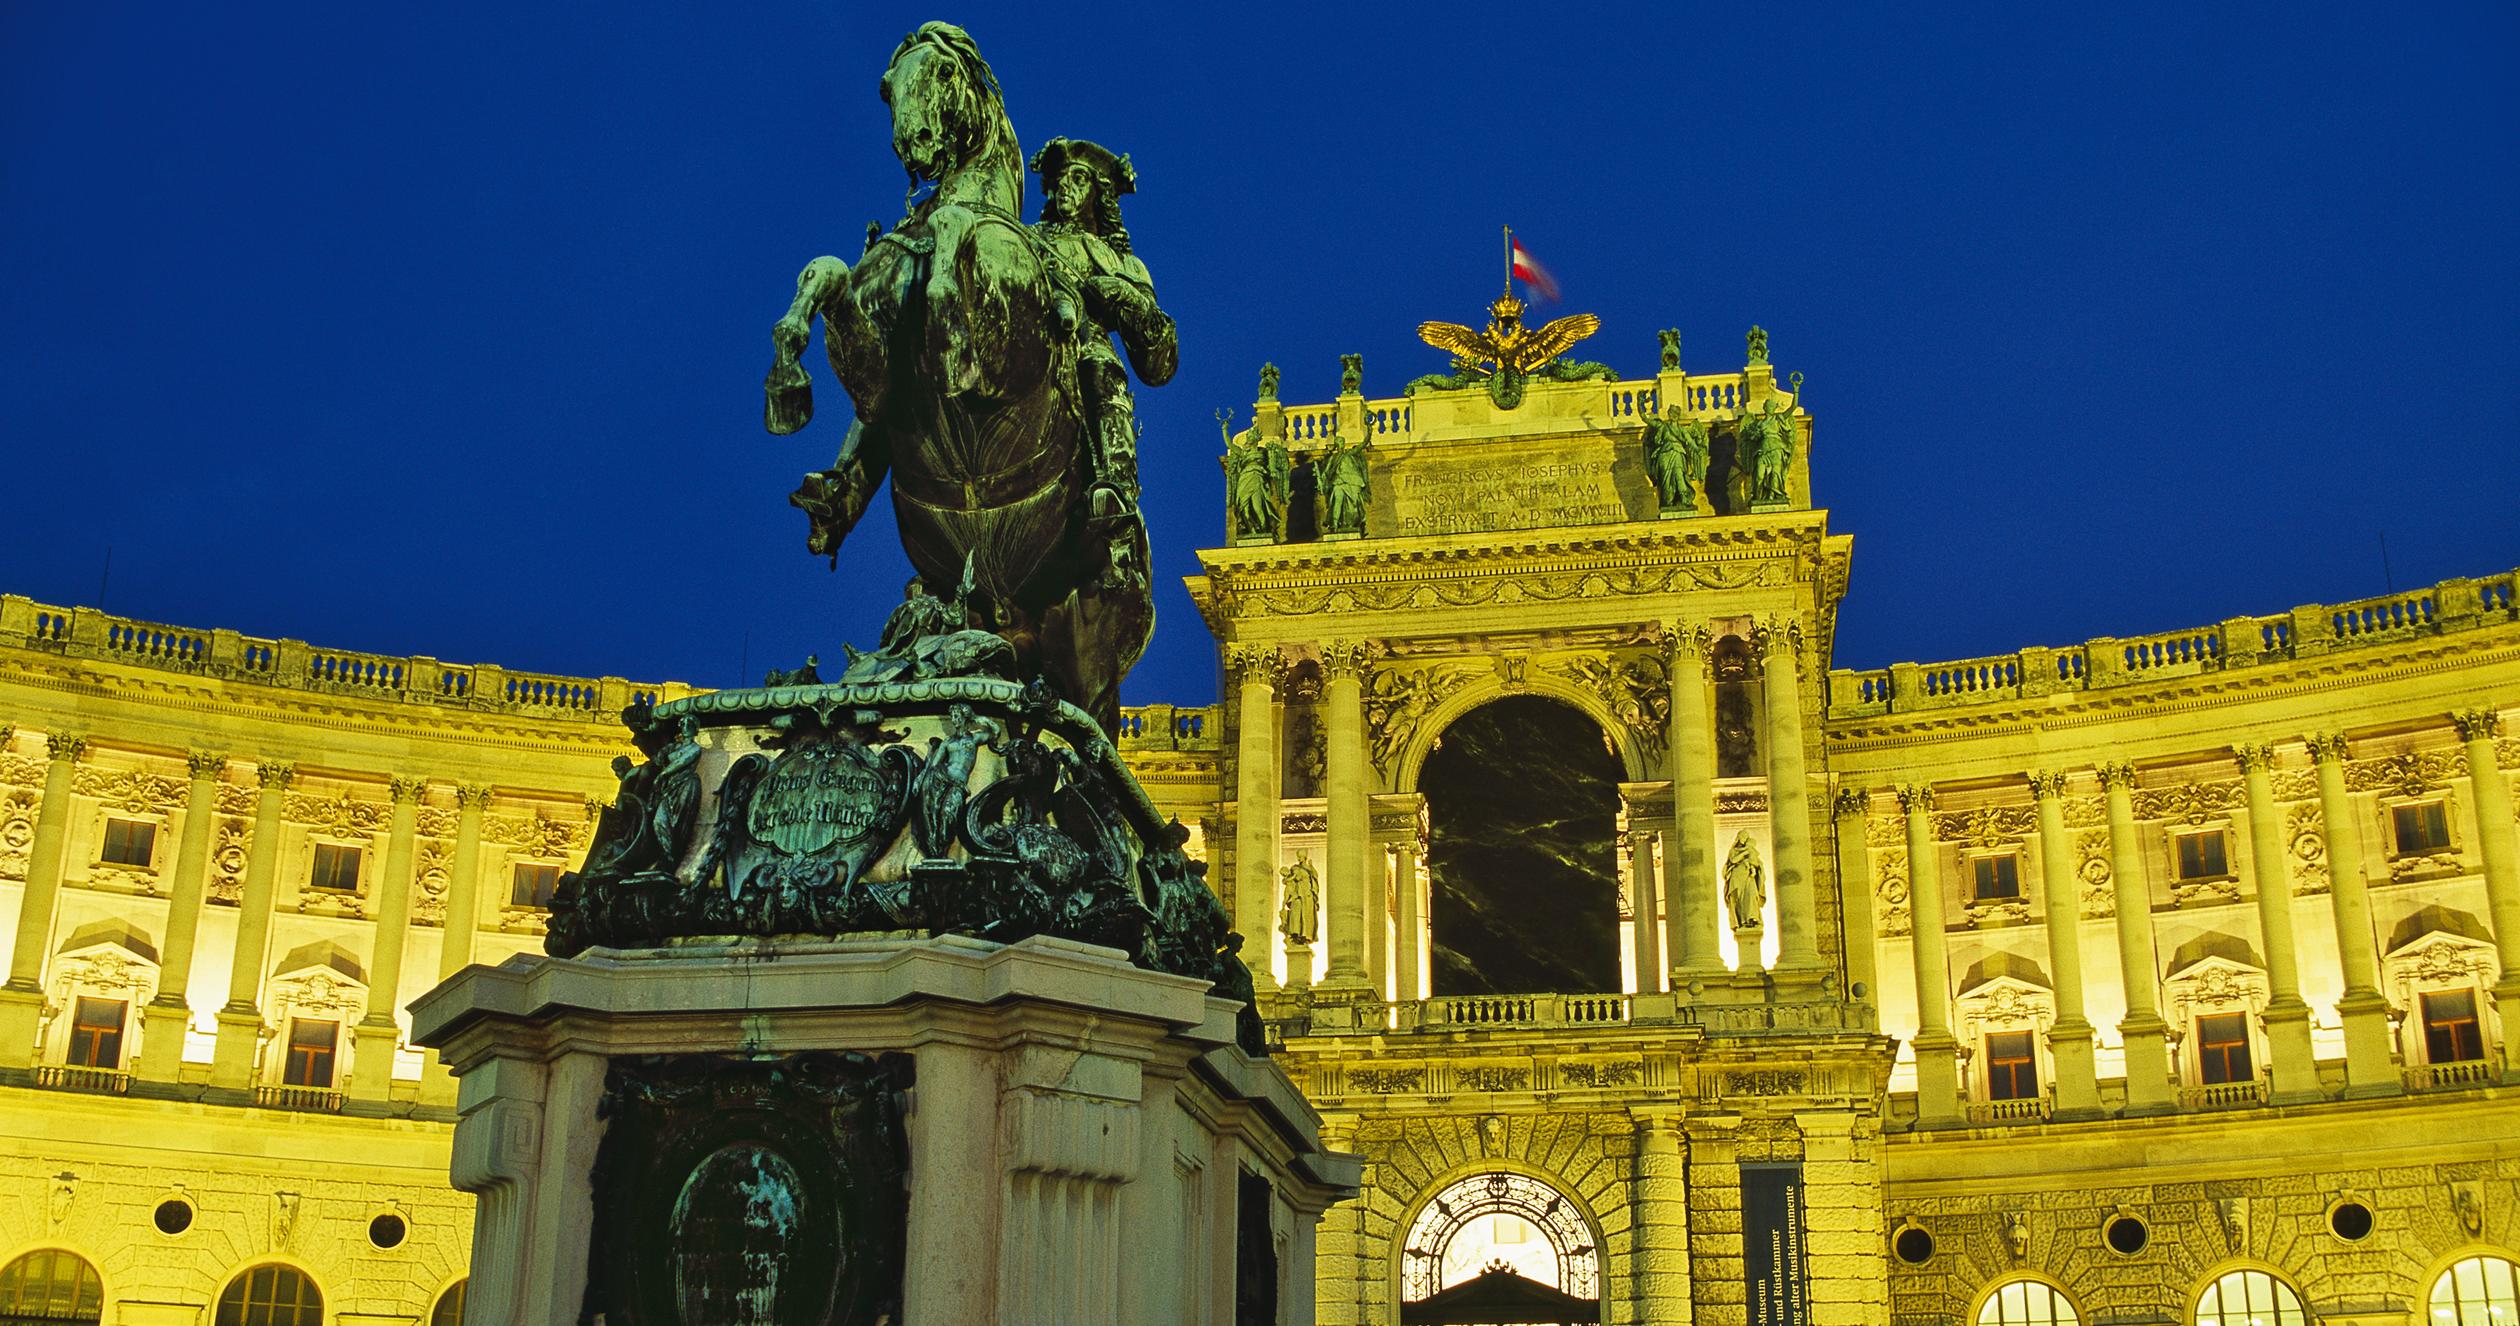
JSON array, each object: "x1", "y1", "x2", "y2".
[{"x1": 1027, "y1": 138, "x2": 1177, "y2": 589}]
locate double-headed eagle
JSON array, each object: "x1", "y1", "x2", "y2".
[{"x1": 1416, "y1": 294, "x2": 1600, "y2": 378}]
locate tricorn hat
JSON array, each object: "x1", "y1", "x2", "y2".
[{"x1": 1028, "y1": 137, "x2": 1136, "y2": 196}]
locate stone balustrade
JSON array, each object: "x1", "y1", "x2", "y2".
[
  {"x1": 1112, "y1": 702, "x2": 1220, "y2": 752},
  {"x1": 1, "y1": 594, "x2": 693, "y2": 720},
  {"x1": 1828, "y1": 569, "x2": 2519, "y2": 718}
]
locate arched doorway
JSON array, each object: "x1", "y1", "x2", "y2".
[
  {"x1": 1398, "y1": 1171, "x2": 1601, "y2": 1322},
  {"x1": 1422, "y1": 695, "x2": 1622, "y2": 995}
]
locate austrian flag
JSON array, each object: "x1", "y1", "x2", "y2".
[{"x1": 1510, "y1": 237, "x2": 1560, "y2": 302}]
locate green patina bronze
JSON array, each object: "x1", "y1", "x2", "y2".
[
  {"x1": 763, "y1": 22, "x2": 1171, "y2": 734},
  {"x1": 1640, "y1": 403, "x2": 1710, "y2": 515}
]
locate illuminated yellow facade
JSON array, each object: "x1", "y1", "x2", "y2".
[{"x1": 1, "y1": 333, "x2": 2516, "y2": 1324}]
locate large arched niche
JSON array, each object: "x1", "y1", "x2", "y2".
[{"x1": 1421, "y1": 694, "x2": 1623, "y2": 995}]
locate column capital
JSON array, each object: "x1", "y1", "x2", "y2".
[
  {"x1": 2094, "y1": 761, "x2": 2139, "y2": 790},
  {"x1": 1750, "y1": 620, "x2": 1803, "y2": 665},
  {"x1": 44, "y1": 732, "x2": 87, "y2": 764},
  {"x1": 185, "y1": 750, "x2": 229, "y2": 781},
  {"x1": 2231, "y1": 743, "x2": 2278, "y2": 774},
  {"x1": 1318, "y1": 639, "x2": 1370, "y2": 679},
  {"x1": 255, "y1": 760, "x2": 296, "y2": 791},
  {"x1": 1831, "y1": 786, "x2": 1870, "y2": 820},
  {"x1": 2302, "y1": 733, "x2": 2350, "y2": 764},
  {"x1": 387, "y1": 776, "x2": 428, "y2": 806},
  {"x1": 1894, "y1": 783, "x2": 1936, "y2": 814},
  {"x1": 454, "y1": 784, "x2": 495, "y2": 811},
  {"x1": 1659, "y1": 622, "x2": 1713, "y2": 662},
  {"x1": 1630, "y1": 1110, "x2": 1685, "y2": 1141},
  {"x1": 1224, "y1": 643, "x2": 1288, "y2": 689},
  {"x1": 1626, "y1": 827, "x2": 1657, "y2": 854},
  {"x1": 2451, "y1": 709, "x2": 2505, "y2": 743},
  {"x1": 2026, "y1": 771, "x2": 2070, "y2": 801}
]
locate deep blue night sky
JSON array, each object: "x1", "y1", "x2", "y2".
[{"x1": 4, "y1": 5, "x2": 2515, "y2": 707}]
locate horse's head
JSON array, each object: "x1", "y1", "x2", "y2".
[{"x1": 882, "y1": 23, "x2": 1011, "y2": 191}]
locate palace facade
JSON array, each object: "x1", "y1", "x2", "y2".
[{"x1": 0, "y1": 327, "x2": 2514, "y2": 1325}]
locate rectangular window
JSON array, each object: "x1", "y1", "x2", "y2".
[
  {"x1": 309, "y1": 843, "x2": 362, "y2": 893},
  {"x1": 2174, "y1": 831, "x2": 2229, "y2": 881},
  {"x1": 2393, "y1": 802, "x2": 2452, "y2": 856},
  {"x1": 510, "y1": 862, "x2": 562, "y2": 909},
  {"x1": 66, "y1": 996, "x2": 128, "y2": 1069},
  {"x1": 99, "y1": 817, "x2": 156, "y2": 867},
  {"x1": 2422, "y1": 989, "x2": 2484, "y2": 1063},
  {"x1": 1971, "y1": 854, "x2": 2022, "y2": 901},
  {"x1": 2196, "y1": 1011, "x2": 2253, "y2": 1084},
  {"x1": 281, "y1": 1018, "x2": 338, "y2": 1088},
  {"x1": 1985, "y1": 1029, "x2": 2039, "y2": 1100}
]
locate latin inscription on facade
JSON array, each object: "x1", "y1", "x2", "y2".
[{"x1": 1372, "y1": 435, "x2": 1653, "y2": 537}]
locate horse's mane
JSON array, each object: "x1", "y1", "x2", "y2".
[{"x1": 886, "y1": 23, "x2": 1021, "y2": 210}]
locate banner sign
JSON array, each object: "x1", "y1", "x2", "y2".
[{"x1": 1742, "y1": 1162, "x2": 1809, "y2": 1326}]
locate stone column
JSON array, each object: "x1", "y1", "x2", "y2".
[
  {"x1": 1758, "y1": 621, "x2": 1822, "y2": 979},
  {"x1": 1898, "y1": 785, "x2": 1962, "y2": 1127},
  {"x1": 212, "y1": 761, "x2": 292, "y2": 1090},
  {"x1": 137, "y1": 751, "x2": 226, "y2": 1082},
  {"x1": 2305, "y1": 733, "x2": 2396, "y2": 1097},
  {"x1": 2028, "y1": 772, "x2": 2101, "y2": 1119},
  {"x1": 421, "y1": 784, "x2": 493, "y2": 1106},
  {"x1": 0, "y1": 733, "x2": 84, "y2": 1067},
  {"x1": 437, "y1": 786, "x2": 492, "y2": 981},
  {"x1": 350, "y1": 777, "x2": 423, "y2": 1108},
  {"x1": 1229, "y1": 646, "x2": 1283, "y2": 992},
  {"x1": 1315, "y1": 1114, "x2": 1362, "y2": 1326},
  {"x1": 1627, "y1": 820, "x2": 1664, "y2": 995},
  {"x1": 1320, "y1": 641, "x2": 1370, "y2": 991},
  {"x1": 1631, "y1": 1112, "x2": 1690, "y2": 1325},
  {"x1": 2097, "y1": 763, "x2": 2173, "y2": 1115},
  {"x1": 1666, "y1": 627, "x2": 1722, "y2": 985},
  {"x1": 2451, "y1": 710, "x2": 2520, "y2": 1082},
  {"x1": 1830, "y1": 789, "x2": 1881, "y2": 1013},
  {"x1": 2235, "y1": 744, "x2": 2322, "y2": 1104},
  {"x1": 1392, "y1": 833, "x2": 1423, "y2": 1002}
]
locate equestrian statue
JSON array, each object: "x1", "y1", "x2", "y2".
[{"x1": 763, "y1": 22, "x2": 1173, "y2": 736}]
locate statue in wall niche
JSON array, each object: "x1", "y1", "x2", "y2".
[
  {"x1": 1221, "y1": 410, "x2": 1290, "y2": 541},
  {"x1": 762, "y1": 23, "x2": 1170, "y2": 733},
  {"x1": 1724, "y1": 831, "x2": 1766, "y2": 931},
  {"x1": 1713, "y1": 682, "x2": 1759, "y2": 777},
  {"x1": 1279, "y1": 853, "x2": 1321, "y2": 944},
  {"x1": 1319, "y1": 433, "x2": 1370, "y2": 535},
  {"x1": 1738, "y1": 372, "x2": 1803, "y2": 507},
  {"x1": 1639, "y1": 403, "x2": 1710, "y2": 514}
]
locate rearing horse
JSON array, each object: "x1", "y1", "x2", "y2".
[{"x1": 764, "y1": 23, "x2": 1149, "y2": 734}]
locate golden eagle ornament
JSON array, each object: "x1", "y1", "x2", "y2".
[
  {"x1": 1411, "y1": 294, "x2": 1609, "y2": 409},
  {"x1": 1416, "y1": 295, "x2": 1600, "y2": 376}
]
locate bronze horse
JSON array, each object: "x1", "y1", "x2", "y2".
[{"x1": 764, "y1": 23, "x2": 1150, "y2": 733}]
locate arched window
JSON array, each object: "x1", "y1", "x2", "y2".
[
  {"x1": 0, "y1": 1249, "x2": 104, "y2": 1325},
  {"x1": 429, "y1": 1279, "x2": 467, "y2": 1326},
  {"x1": 215, "y1": 1265, "x2": 323, "y2": 1326},
  {"x1": 1978, "y1": 1279, "x2": 2080, "y2": 1326},
  {"x1": 2430, "y1": 1255, "x2": 2520, "y2": 1325},
  {"x1": 2194, "y1": 1269, "x2": 2305, "y2": 1326},
  {"x1": 1399, "y1": 1171, "x2": 1599, "y2": 1306}
]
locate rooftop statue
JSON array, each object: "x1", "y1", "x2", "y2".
[{"x1": 764, "y1": 22, "x2": 1172, "y2": 735}]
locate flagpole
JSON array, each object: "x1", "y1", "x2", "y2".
[{"x1": 1502, "y1": 225, "x2": 1513, "y2": 297}]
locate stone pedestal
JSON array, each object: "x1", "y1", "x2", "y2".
[{"x1": 412, "y1": 934, "x2": 1355, "y2": 1326}]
